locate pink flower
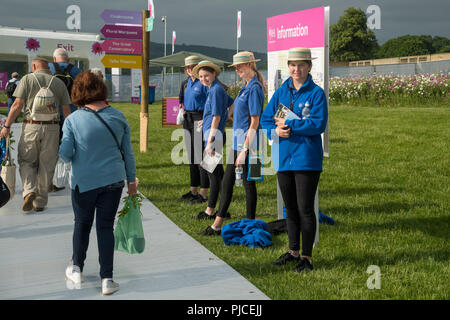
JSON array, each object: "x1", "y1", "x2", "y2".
[
  {"x1": 91, "y1": 42, "x2": 104, "y2": 55},
  {"x1": 25, "y1": 38, "x2": 40, "y2": 52}
]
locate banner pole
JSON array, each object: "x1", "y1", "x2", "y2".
[{"x1": 140, "y1": 9, "x2": 150, "y2": 153}]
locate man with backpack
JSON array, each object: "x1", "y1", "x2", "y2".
[
  {"x1": 0, "y1": 57, "x2": 71, "y2": 213},
  {"x1": 6, "y1": 72, "x2": 20, "y2": 116},
  {"x1": 49, "y1": 48, "x2": 81, "y2": 120},
  {"x1": 48, "y1": 48, "x2": 81, "y2": 192}
]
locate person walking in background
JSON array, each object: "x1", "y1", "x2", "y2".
[
  {"x1": 0, "y1": 57, "x2": 71, "y2": 213},
  {"x1": 261, "y1": 47, "x2": 328, "y2": 273},
  {"x1": 198, "y1": 51, "x2": 265, "y2": 236},
  {"x1": 192, "y1": 61, "x2": 233, "y2": 235},
  {"x1": 178, "y1": 56, "x2": 210, "y2": 204},
  {"x1": 6, "y1": 72, "x2": 20, "y2": 117},
  {"x1": 59, "y1": 70, "x2": 137, "y2": 295},
  {"x1": 49, "y1": 47, "x2": 82, "y2": 192}
]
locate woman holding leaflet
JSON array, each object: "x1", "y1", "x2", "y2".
[
  {"x1": 198, "y1": 51, "x2": 265, "y2": 236},
  {"x1": 261, "y1": 47, "x2": 328, "y2": 273},
  {"x1": 192, "y1": 61, "x2": 233, "y2": 235}
]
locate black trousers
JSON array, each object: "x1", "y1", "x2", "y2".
[
  {"x1": 183, "y1": 111, "x2": 209, "y2": 189},
  {"x1": 205, "y1": 134, "x2": 226, "y2": 209},
  {"x1": 71, "y1": 181, "x2": 124, "y2": 279},
  {"x1": 276, "y1": 171, "x2": 320, "y2": 257},
  {"x1": 217, "y1": 150, "x2": 257, "y2": 219}
]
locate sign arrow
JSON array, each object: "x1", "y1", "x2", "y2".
[
  {"x1": 101, "y1": 54, "x2": 142, "y2": 69},
  {"x1": 101, "y1": 39, "x2": 142, "y2": 55},
  {"x1": 100, "y1": 24, "x2": 142, "y2": 40},
  {"x1": 101, "y1": 9, "x2": 142, "y2": 25}
]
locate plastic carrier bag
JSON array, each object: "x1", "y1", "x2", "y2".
[
  {"x1": 114, "y1": 195, "x2": 146, "y2": 254},
  {"x1": 53, "y1": 158, "x2": 71, "y2": 188}
]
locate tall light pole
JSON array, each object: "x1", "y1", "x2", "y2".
[{"x1": 161, "y1": 15, "x2": 167, "y2": 97}]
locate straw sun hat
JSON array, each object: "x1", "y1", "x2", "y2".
[
  {"x1": 287, "y1": 47, "x2": 317, "y2": 61},
  {"x1": 229, "y1": 51, "x2": 261, "y2": 67},
  {"x1": 192, "y1": 60, "x2": 221, "y2": 78},
  {"x1": 182, "y1": 55, "x2": 202, "y2": 67}
]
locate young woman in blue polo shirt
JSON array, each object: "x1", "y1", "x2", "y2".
[
  {"x1": 192, "y1": 61, "x2": 233, "y2": 233},
  {"x1": 178, "y1": 56, "x2": 210, "y2": 204},
  {"x1": 261, "y1": 47, "x2": 328, "y2": 273},
  {"x1": 198, "y1": 52, "x2": 265, "y2": 236}
]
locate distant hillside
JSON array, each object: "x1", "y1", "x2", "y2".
[{"x1": 148, "y1": 42, "x2": 267, "y2": 73}]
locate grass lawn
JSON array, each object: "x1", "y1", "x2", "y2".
[{"x1": 116, "y1": 101, "x2": 449, "y2": 300}]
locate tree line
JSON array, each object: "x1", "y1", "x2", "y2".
[{"x1": 330, "y1": 7, "x2": 450, "y2": 62}]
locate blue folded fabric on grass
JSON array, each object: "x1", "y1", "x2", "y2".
[{"x1": 221, "y1": 218, "x2": 272, "y2": 248}]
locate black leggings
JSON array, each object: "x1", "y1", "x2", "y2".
[
  {"x1": 205, "y1": 134, "x2": 226, "y2": 209},
  {"x1": 217, "y1": 150, "x2": 257, "y2": 219},
  {"x1": 276, "y1": 171, "x2": 320, "y2": 257}
]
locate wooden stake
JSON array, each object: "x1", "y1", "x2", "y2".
[{"x1": 140, "y1": 9, "x2": 150, "y2": 153}]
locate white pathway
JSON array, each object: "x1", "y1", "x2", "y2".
[{"x1": 0, "y1": 123, "x2": 269, "y2": 300}]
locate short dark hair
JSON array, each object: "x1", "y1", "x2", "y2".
[{"x1": 71, "y1": 70, "x2": 107, "y2": 106}]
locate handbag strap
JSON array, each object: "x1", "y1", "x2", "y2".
[{"x1": 82, "y1": 107, "x2": 125, "y2": 161}]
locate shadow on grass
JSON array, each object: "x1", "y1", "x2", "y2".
[
  {"x1": 325, "y1": 201, "x2": 440, "y2": 215},
  {"x1": 351, "y1": 215, "x2": 449, "y2": 239},
  {"x1": 320, "y1": 186, "x2": 403, "y2": 197},
  {"x1": 317, "y1": 247, "x2": 449, "y2": 271}
]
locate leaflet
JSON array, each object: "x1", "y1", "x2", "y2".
[
  {"x1": 273, "y1": 103, "x2": 301, "y2": 121},
  {"x1": 200, "y1": 151, "x2": 222, "y2": 174}
]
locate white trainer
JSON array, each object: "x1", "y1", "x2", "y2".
[
  {"x1": 65, "y1": 264, "x2": 83, "y2": 285},
  {"x1": 102, "y1": 278, "x2": 119, "y2": 295}
]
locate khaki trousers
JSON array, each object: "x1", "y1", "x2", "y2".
[{"x1": 18, "y1": 123, "x2": 60, "y2": 208}]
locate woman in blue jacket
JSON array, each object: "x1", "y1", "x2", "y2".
[
  {"x1": 192, "y1": 60, "x2": 233, "y2": 234},
  {"x1": 59, "y1": 70, "x2": 137, "y2": 295},
  {"x1": 261, "y1": 47, "x2": 328, "y2": 273},
  {"x1": 198, "y1": 51, "x2": 265, "y2": 236}
]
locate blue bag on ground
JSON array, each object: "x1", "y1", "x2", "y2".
[
  {"x1": 221, "y1": 219, "x2": 272, "y2": 248},
  {"x1": 114, "y1": 196, "x2": 145, "y2": 254}
]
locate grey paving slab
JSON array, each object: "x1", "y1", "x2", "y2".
[{"x1": 0, "y1": 123, "x2": 269, "y2": 300}]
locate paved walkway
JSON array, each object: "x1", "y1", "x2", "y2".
[{"x1": 0, "y1": 123, "x2": 269, "y2": 300}]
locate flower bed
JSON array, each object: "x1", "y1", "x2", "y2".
[{"x1": 330, "y1": 73, "x2": 450, "y2": 106}]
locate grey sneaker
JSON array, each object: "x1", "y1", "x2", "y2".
[{"x1": 102, "y1": 278, "x2": 119, "y2": 295}]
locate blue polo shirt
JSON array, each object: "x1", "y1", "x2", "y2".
[
  {"x1": 202, "y1": 80, "x2": 233, "y2": 144},
  {"x1": 232, "y1": 75, "x2": 264, "y2": 151},
  {"x1": 184, "y1": 77, "x2": 208, "y2": 111}
]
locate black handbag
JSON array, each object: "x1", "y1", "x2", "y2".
[{"x1": 0, "y1": 176, "x2": 11, "y2": 208}]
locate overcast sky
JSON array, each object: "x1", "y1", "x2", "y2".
[{"x1": 1, "y1": 0, "x2": 449, "y2": 53}]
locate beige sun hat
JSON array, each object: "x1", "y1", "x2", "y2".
[
  {"x1": 287, "y1": 47, "x2": 317, "y2": 61},
  {"x1": 182, "y1": 55, "x2": 202, "y2": 67},
  {"x1": 229, "y1": 51, "x2": 261, "y2": 67},
  {"x1": 192, "y1": 60, "x2": 221, "y2": 78}
]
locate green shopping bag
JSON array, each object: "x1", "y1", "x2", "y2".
[{"x1": 114, "y1": 195, "x2": 146, "y2": 254}]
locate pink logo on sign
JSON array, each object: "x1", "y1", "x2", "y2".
[{"x1": 267, "y1": 7, "x2": 324, "y2": 52}]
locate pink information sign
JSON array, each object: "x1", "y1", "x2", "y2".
[
  {"x1": 165, "y1": 97, "x2": 179, "y2": 124},
  {"x1": 267, "y1": 7, "x2": 324, "y2": 52}
]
